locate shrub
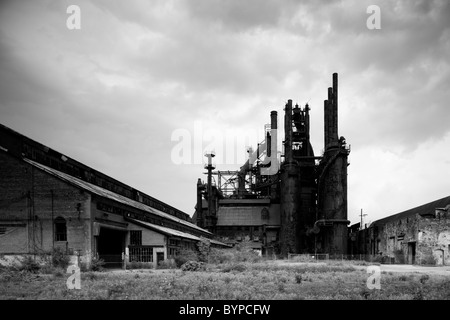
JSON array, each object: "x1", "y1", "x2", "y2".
[
  {"x1": 157, "y1": 259, "x2": 177, "y2": 269},
  {"x1": 209, "y1": 248, "x2": 235, "y2": 264},
  {"x1": 221, "y1": 263, "x2": 246, "y2": 273},
  {"x1": 174, "y1": 248, "x2": 198, "y2": 268},
  {"x1": 52, "y1": 268, "x2": 65, "y2": 278},
  {"x1": 80, "y1": 255, "x2": 105, "y2": 272},
  {"x1": 419, "y1": 274, "x2": 430, "y2": 284},
  {"x1": 398, "y1": 275, "x2": 408, "y2": 281},
  {"x1": 197, "y1": 239, "x2": 211, "y2": 263},
  {"x1": 181, "y1": 261, "x2": 205, "y2": 271},
  {"x1": 51, "y1": 247, "x2": 70, "y2": 269},
  {"x1": 18, "y1": 256, "x2": 41, "y2": 273}
]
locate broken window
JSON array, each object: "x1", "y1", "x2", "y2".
[{"x1": 54, "y1": 217, "x2": 67, "y2": 242}]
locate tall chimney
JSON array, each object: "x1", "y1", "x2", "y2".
[
  {"x1": 332, "y1": 73, "x2": 338, "y2": 144},
  {"x1": 324, "y1": 100, "x2": 329, "y2": 148},
  {"x1": 196, "y1": 178, "x2": 203, "y2": 227},
  {"x1": 284, "y1": 100, "x2": 293, "y2": 163}
]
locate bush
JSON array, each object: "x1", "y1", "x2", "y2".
[
  {"x1": 209, "y1": 248, "x2": 235, "y2": 264},
  {"x1": 80, "y1": 255, "x2": 105, "y2": 272},
  {"x1": 419, "y1": 274, "x2": 430, "y2": 284},
  {"x1": 181, "y1": 261, "x2": 205, "y2": 271},
  {"x1": 221, "y1": 263, "x2": 247, "y2": 273},
  {"x1": 197, "y1": 239, "x2": 211, "y2": 263},
  {"x1": 51, "y1": 247, "x2": 70, "y2": 269},
  {"x1": 158, "y1": 259, "x2": 177, "y2": 269},
  {"x1": 18, "y1": 256, "x2": 41, "y2": 273},
  {"x1": 174, "y1": 248, "x2": 198, "y2": 268}
]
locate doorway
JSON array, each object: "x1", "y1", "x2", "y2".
[
  {"x1": 97, "y1": 227, "x2": 126, "y2": 268},
  {"x1": 156, "y1": 252, "x2": 164, "y2": 266},
  {"x1": 408, "y1": 242, "x2": 416, "y2": 265},
  {"x1": 434, "y1": 249, "x2": 444, "y2": 266}
]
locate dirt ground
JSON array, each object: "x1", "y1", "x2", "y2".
[
  {"x1": 110, "y1": 262, "x2": 450, "y2": 276},
  {"x1": 374, "y1": 264, "x2": 450, "y2": 275},
  {"x1": 274, "y1": 261, "x2": 450, "y2": 276}
]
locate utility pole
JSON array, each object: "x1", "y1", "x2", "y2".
[
  {"x1": 360, "y1": 208, "x2": 367, "y2": 230},
  {"x1": 360, "y1": 208, "x2": 368, "y2": 255}
]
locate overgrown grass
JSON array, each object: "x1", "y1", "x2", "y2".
[{"x1": 1, "y1": 260, "x2": 449, "y2": 300}]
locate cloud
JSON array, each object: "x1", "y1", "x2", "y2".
[{"x1": 0, "y1": 0, "x2": 449, "y2": 218}]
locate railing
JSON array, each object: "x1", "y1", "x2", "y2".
[{"x1": 98, "y1": 254, "x2": 123, "y2": 268}]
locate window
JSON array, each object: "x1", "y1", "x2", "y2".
[
  {"x1": 129, "y1": 246, "x2": 153, "y2": 262},
  {"x1": 54, "y1": 217, "x2": 67, "y2": 241},
  {"x1": 130, "y1": 230, "x2": 142, "y2": 246}
]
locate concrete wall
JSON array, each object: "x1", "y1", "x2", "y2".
[{"x1": 0, "y1": 151, "x2": 92, "y2": 257}]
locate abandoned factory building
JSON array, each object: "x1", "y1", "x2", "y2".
[
  {"x1": 349, "y1": 196, "x2": 450, "y2": 265},
  {"x1": 0, "y1": 124, "x2": 227, "y2": 268},
  {"x1": 194, "y1": 73, "x2": 350, "y2": 257}
]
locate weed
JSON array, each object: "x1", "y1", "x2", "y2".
[
  {"x1": 80, "y1": 254, "x2": 105, "y2": 272},
  {"x1": 181, "y1": 261, "x2": 205, "y2": 271},
  {"x1": 18, "y1": 256, "x2": 41, "y2": 273},
  {"x1": 158, "y1": 259, "x2": 177, "y2": 269},
  {"x1": 51, "y1": 247, "x2": 70, "y2": 269},
  {"x1": 419, "y1": 274, "x2": 430, "y2": 284},
  {"x1": 398, "y1": 275, "x2": 408, "y2": 281},
  {"x1": 221, "y1": 263, "x2": 246, "y2": 273},
  {"x1": 174, "y1": 248, "x2": 198, "y2": 268},
  {"x1": 52, "y1": 268, "x2": 65, "y2": 278}
]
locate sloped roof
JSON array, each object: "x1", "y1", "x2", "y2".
[
  {"x1": 126, "y1": 218, "x2": 201, "y2": 241},
  {"x1": 24, "y1": 158, "x2": 211, "y2": 236},
  {"x1": 372, "y1": 195, "x2": 450, "y2": 227},
  {"x1": 127, "y1": 218, "x2": 231, "y2": 247}
]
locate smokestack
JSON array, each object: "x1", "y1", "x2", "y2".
[
  {"x1": 305, "y1": 104, "x2": 310, "y2": 141},
  {"x1": 284, "y1": 100, "x2": 293, "y2": 163},
  {"x1": 269, "y1": 110, "x2": 278, "y2": 161},
  {"x1": 332, "y1": 73, "x2": 338, "y2": 144},
  {"x1": 328, "y1": 87, "x2": 334, "y2": 147},
  {"x1": 196, "y1": 178, "x2": 203, "y2": 227},
  {"x1": 324, "y1": 100, "x2": 329, "y2": 147},
  {"x1": 271, "y1": 110, "x2": 277, "y2": 130}
]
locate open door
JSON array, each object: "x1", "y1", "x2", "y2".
[{"x1": 408, "y1": 242, "x2": 416, "y2": 265}]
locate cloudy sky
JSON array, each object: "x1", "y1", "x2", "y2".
[{"x1": 1, "y1": 0, "x2": 449, "y2": 226}]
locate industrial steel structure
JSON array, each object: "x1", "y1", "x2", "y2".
[{"x1": 194, "y1": 73, "x2": 350, "y2": 256}]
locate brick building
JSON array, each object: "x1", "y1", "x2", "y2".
[
  {"x1": 0, "y1": 124, "x2": 226, "y2": 268},
  {"x1": 349, "y1": 196, "x2": 450, "y2": 265}
]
